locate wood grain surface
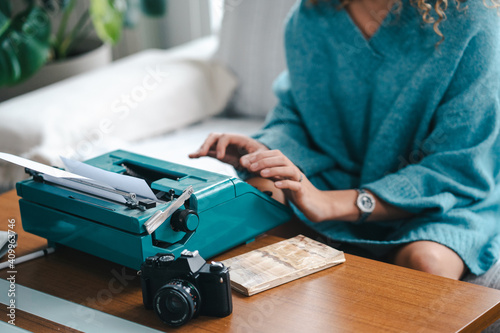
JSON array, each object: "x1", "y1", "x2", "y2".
[{"x1": 0, "y1": 189, "x2": 500, "y2": 332}]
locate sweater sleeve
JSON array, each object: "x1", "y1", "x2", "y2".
[
  {"x1": 252, "y1": 71, "x2": 336, "y2": 176},
  {"x1": 364, "y1": 31, "x2": 500, "y2": 214}
]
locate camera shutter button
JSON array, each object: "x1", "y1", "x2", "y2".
[{"x1": 210, "y1": 261, "x2": 225, "y2": 272}]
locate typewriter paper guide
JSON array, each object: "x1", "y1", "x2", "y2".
[
  {"x1": 0, "y1": 152, "x2": 155, "y2": 203},
  {"x1": 60, "y1": 157, "x2": 156, "y2": 200}
]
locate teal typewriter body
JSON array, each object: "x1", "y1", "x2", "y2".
[{"x1": 16, "y1": 150, "x2": 292, "y2": 270}]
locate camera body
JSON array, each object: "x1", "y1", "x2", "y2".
[{"x1": 140, "y1": 249, "x2": 232, "y2": 326}]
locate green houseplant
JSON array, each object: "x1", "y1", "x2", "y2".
[{"x1": 0, "y1": 0, "x2": 166, "y2": 87}]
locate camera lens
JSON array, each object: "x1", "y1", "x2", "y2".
[
  {"x1": 165, "y1": 293, "x2": 185, "y2": 314},
  {"x1": 153, "y1": 279, "x2": 201, "y2": 327}
]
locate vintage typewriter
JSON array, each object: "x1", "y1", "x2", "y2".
[{"x1": 14, "y1": 150, "x2": 292, "y2": 270}]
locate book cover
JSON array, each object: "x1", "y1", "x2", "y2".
[{"x1": 222, "y1": 235, "x2": 346, "y2": 296}]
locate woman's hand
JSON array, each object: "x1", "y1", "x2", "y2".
[
  {"x1": 240, "y1": 150, "x2": 358, "y2": 222},
  {"x1": 192, "y1": 137, "x2": 400, "y2": 223},
  {"x1": 189, "y1": 133, "x2": 269, "y2": 170}
]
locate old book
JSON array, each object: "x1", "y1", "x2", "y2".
[{"x1": 222, "y1": 235, "x2": 346, "y2": 296}]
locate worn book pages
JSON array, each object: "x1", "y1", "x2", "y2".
[{"x1": 222, "y1": 235, "x2": 346, "y2": 296}]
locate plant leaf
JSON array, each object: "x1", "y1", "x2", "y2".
[
  {"x1": 0, "y1": 6, "x2": 51, "y2": 86},
  {"x1": 0, "y1": 10, "x2": 10, "y2": 38},
  {"x1": 0, "y1": 0, "x2": 11, "y2": 17},
  {"x1": 89, "y1": 0, "x2": 125, "y2": 45}
]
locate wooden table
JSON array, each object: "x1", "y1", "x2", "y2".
[{"x1": 1, "y1": 189, "x2": 500, "y2": 332}]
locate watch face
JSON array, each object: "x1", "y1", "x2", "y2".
[{"x1": 357, "y1": 193, "x2": 375, "y2": 213}]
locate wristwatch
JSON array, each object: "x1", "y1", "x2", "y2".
[{"x1": 355, "y1": 189, "x2": 376, "y2": 224}]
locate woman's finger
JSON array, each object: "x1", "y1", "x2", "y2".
[
  {"x1": 242, "y1": 149, "x2": 286, "y2": 167},
  {"x1": 247, "y1": 155, "x2": 289, "y2": 172},
  {"x1": 214, "y1": 134, "x2": 263, "y2": 160},
  {"x1": 215, "y1": 135, "x2": 231, "y2": 160},
  {"x1": 246, "y1": 149, "x2": 283, "y2": 162},
  {"x1": 275, "y1": 179, "x2": 302, "y2": 192},
  {"x1": 189, "y1": 133, "x2": 221, "y2": 158},
  {"x1": 260, "y1": 166, "x2": 302, "y2": 182}
]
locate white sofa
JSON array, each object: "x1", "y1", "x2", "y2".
[{"x1": 0, "y1": 1, "x2": 499, "y2": 330}]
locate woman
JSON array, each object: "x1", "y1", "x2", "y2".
[{"x1": 190, "y1": 0, "x2": 500, "y2": 280}]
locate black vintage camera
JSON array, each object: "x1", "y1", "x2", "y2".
[{"x1": 140, "y1": 249, "x2": 233, "y2": 327}]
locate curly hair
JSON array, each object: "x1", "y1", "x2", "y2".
[{"x1": 310, "y1": 0, "x2": 500, "y2": 44}]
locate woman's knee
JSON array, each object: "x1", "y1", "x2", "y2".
[
  {"x1": 391, "y1": 241, "x2": 466, "y2": 279},
  {"x1": 394, "y1": 244, "x2": 441, "y2": 273}
]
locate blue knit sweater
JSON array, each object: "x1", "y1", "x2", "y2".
[{"x1": 252, "y1": 0, "x2": 500, "y2": 275}]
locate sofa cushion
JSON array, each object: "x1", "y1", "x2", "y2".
[{"x1": 214, "y1": 0, "x2": 297, "y2": 118}]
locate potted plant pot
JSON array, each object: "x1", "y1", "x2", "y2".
[{"x1": 0, "y1": 39, "x2": 112, "y2": 102}]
